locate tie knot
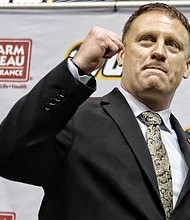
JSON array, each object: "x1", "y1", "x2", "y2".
[{"x1": 140, "y1": 111, "x2": 162, "y2": 126}]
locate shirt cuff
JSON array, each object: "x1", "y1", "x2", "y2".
[{"x1": 67, "y1": 58, "x2": 92, "y2": 85}]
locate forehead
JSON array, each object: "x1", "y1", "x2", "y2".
[{"x1": 130, "y1": 11, "x2": 189, "y2": 39}]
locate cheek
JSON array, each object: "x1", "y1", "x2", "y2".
[
  {"x1": 169, "y1": 57, "x2": 187, "y2": 78},
  {"x1": 168, "y1": 65, "x2": 185, "y2": 88},
  {"x1": 124, "y1": 50, "x2": 143, "y2": 69}
]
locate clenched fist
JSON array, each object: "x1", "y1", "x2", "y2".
[{"x1": 73, "y1": 26, "x2": 123, "y2": 75}]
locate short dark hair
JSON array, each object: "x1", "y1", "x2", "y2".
[{"x1": 122, "y1": 2, "x2": 190, "y2": 43}]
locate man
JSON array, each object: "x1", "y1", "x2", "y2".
[{"x1": 0, "y1": 2, "x2": 190, "y2": 220}]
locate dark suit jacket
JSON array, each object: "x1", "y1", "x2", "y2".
[{"x1": 0, "y1": 59, "x2": 190, "y2": 220}]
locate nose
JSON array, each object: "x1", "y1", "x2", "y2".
[{"x1": 151, "y1": 42, "x2": 166, "y2": 62}]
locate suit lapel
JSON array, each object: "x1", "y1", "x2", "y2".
[
  {"x1": 101, "y1": 88, "x2": 160, "y2": 197},
  {"x1": 170, "y1": 114, "x2": 190, "y2": 207},
  {"x1": 101, "y1": 89, "x2": 190, "y2": 211}
]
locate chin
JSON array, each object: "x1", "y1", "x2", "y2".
[{"x1": 144, "y1": 79, "x2": 164, "y2": 91}]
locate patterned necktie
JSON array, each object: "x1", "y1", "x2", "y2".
[{"x1": 140, "y1": 111, "x2": 173, "y2": 219}]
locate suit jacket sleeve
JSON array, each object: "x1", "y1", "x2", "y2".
[{"x1": 0, "y1": 59, "x2": 96, "y2": 186}]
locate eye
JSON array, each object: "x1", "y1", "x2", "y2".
[
  {"x1": 139, "y1": 36, "x2": 155, "y2": 47},
  {"x1": 140, "y1": 36, "x2": 154, "y2": 42},
  {"x1": 166, "y1": 40, "x2": 179, "y2": 49}
]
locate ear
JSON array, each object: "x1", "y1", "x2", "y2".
[
  {"x1": 183, "y1": 58, "x2": 190, "y2": 79},
  {"x1": 116, "y1": 49, "x2": 125, "y2": 67}
]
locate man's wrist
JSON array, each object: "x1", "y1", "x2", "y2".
[
  {"x1": 70, "y1": 58, "x2": 87, "y2": 76},
  {"x1": 67, "y1": 58, "x2": 92, "y2": 84}
]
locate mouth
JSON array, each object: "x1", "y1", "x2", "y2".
[{"x1": 142, "y1": 65, "x2": 167, "y2": 74}]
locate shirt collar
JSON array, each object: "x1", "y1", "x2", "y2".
[{"x1": 118, "y1": 85, "x2": 172, "y2": 133}]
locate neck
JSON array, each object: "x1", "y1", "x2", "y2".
[
  {"x1": 121, "y1": 85, "x2": 173, "y2": 112},
  {"x1": 140, "y1": 97, "x2": 170, "y2": 111}
]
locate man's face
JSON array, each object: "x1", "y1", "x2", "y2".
[{"x1": 118, "y1": 11, "x2": 190, "y2": 108}]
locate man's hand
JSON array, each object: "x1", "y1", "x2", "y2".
[{"x1": 73, "y1": 26, "x2": 123, "y2": 75}]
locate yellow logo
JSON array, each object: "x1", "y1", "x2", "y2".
[{"x1": 184, "y1": 126, "x2": 190, "y2": 135}]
